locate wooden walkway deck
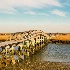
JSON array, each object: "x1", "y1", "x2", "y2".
[{"x1": 0, "y1": 40, "x2": 23, "y2": 47}]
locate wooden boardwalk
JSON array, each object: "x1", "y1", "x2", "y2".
[{"x1": 0, "y1": 40, "x2": 23, "y2": 47}]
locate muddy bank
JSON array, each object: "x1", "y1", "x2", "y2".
[{"x1": 1, "y1": 60, "x2": 70, "y2": 70}]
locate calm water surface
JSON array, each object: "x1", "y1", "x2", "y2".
[{"x1": 31, "y1": 43, "x2": 70, "y2": 62}]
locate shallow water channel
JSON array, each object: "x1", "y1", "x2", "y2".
[{"x1": 29, "y1": 43, "x2": 70, "y2": 62}]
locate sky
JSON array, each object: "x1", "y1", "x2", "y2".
[{"x1": 0, "y1": 0, "x2": 70, "y2": 33}]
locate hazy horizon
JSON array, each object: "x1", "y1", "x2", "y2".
[{"x1": 0, "y1": 0, "x2": 70, "y2": 33}]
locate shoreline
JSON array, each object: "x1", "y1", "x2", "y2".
[{"x1": 1, "y1": 61, "x2": 70, "y2": 70}]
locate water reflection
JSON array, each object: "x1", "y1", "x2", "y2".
[
  {"x1": 14, "y1": 55, "x2": 19, "y2": 60},
  {"x1": 42, "y1": 43, "x2": 70, "y2": 62}
]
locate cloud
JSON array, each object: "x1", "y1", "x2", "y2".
[
  {"x1": 38, "y1": 13, "x2": 49, "y2": 16},
  {"x1": 23, "y1": 11, "x2": 36, "y2": 15},
  {"x1": 23, "y1": 11, "x2": 49, "y2": 16},
  {"x1": 0, "y1": 8, "x2": 16, "y2": 14},
  {"x1": 52, "y1": 9, "x2": 66, "y2": 16},
  {"x1": 0, "y1": 0, "x2": 62, "y2": 14}
]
